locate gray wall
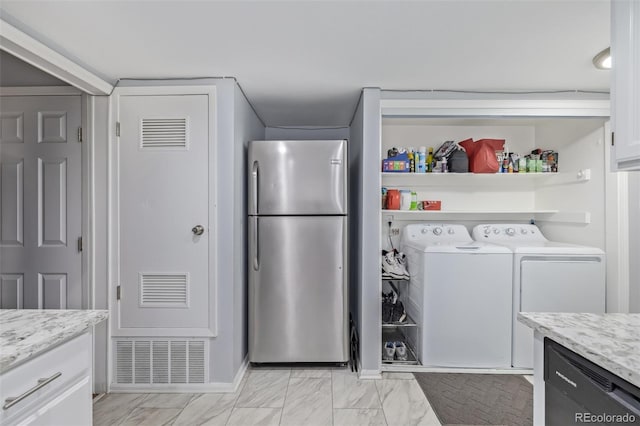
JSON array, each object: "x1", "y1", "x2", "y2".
[
  {"x1": 232, "y1": 84, "x2": 265, "y2": 374},
  {"x1": 90, "y1": 95, "x2": 110, "y2": 392},
  {"x1": 0, "y1": 51, "x2": 68, "y2": 86},
  {"x1": 208, "y1": 80, "x2": 235, "y2": 383},
  {"x1": 350, "y1": 88, "x2": 382, "y2": 375},
  {"x1": 265, "y1": 126, "x2": 350, "y2": 141},
  {"x1": 348, "y1": 96, "x2": 363, "y2": 353},
  {"x1": 207, "y1": 79, "x2": 265, "y2": 384}
]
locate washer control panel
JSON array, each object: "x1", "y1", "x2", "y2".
[
  {"x1": 402, "y1": 224, "x2": 473, "y2": 244},
  {"x1": 472, "y1": 224, "x2": 547, "y2": 242}
]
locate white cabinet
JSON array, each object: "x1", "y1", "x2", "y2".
[
  {"x1": 0, "y1": 333, "x2": 92, "y2": 426},
  {"x1": 20, "y1": 378, "x2": 91, "y2": 426},
  {"x1": 611, "y1": 0, "x2": 640, "y2": 170}
]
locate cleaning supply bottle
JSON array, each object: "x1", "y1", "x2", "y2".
[
  {"x1": 417, "y1": 147, "x2": 427, "y2": 173},
  {"x1": 426, "y1": 147, "x2": 434, "y2": 172},
  {"x1": 408, "y1": 148, "x2": 415, "y2": 173}
]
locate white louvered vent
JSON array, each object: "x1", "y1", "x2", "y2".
[
  {"x1": 139, "y1": 273, "x2": 188, "y2": 307},
  {"x1": 188, "y1": 341, "x2": 205, "y2": 383},
  {"x1": 116, "y1": 341, "x2": 133, "y2": 384},
  {"x1": 152, "y1": 341, "x2": 169, "y2": 384},
  {"x1": 140, "y1": 117, "x2": 188, "y2": 149},
  {"x1": 171, "y1": 341, "x2": 188, "y2": 384},
  {"x1": 134, "y1": 341, "x2": 151, "y2": 384},
  {"x1": 114, "y1": 339, "x2": 207, "y2": 385}
]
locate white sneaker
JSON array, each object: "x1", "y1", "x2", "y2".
[
  {"x1": 394, "y1": 342, "x2": 408, "y2": 361},
  {"x1": 382, "y1": 341, "x2": 396, "y2": 360},
  {"x1": 394, "y1": 251, "x2": 410, "y2": 279},
  {"x1": 381, "y1": 251, "x2": 404, "y2": 279}
]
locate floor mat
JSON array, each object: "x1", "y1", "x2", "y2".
[{"x1": 414, "y1": 373, "x2": 533, "y2": 426}]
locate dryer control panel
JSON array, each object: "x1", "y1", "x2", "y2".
[
  {"x1": 472, "y1": 224, "x2": 547, "y2": 242},
  {"x1": 401, "y1": 224, "x2": 473, "y2": 244}
]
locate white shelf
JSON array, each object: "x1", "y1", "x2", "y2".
[
  {"x1": 380, "y1": 209, "x2": 590, "y2": 224},
  {"x1": 381, "y1": 170, "x2": 591, "y2": 188}
]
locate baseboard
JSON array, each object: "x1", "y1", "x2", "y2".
[
  {"x1": 109, "y1": 382, "x2": 236, "y2": 393},
  {"x1": 381, "y1": 365, "x2": 533, "y2": 375},
  {"x1": 232, "y1": 355, "x2": 249, "y2": 392},
  {"x1": 358, "y1": 369, "x2": 382, "y2": 379}
]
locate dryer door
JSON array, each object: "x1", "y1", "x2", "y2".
[
  {"x1": 520, "y1": 257, "x2": 605, "y2": 313},
  {"x1": 513, "y1": 256, "x2": 606, "y2": 368}
]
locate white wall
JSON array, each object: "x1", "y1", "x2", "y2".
[
  {"x1": 535, "y1": 124, "x2": 607, "y2": 250},
  {"x1": 629, "y1": 173, "x2": 640, "y2": 313}
]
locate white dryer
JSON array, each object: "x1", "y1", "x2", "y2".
[
  {"x1": 400, "y1": 224, "x2": 512, "y2": 368},
  {"x1": 472, "y1": 224, "x2": 605, "y2": 369}
]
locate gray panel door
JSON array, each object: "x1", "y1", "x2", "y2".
[
  {"x1": 248, "y1": 140, "x2": 347, "y2": 215},
  {"x1": 0, "y1": 95, "x2": 82, "y2": 309},
  {"x1": 249, "y1": 215, "x2": 348, "y2": 362}
]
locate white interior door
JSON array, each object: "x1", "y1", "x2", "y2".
[
  {"x1": 116, "y1": 94, "x2": 211, "y2": 335},
  {"x1": 0, "y1": 95, "x2": 82, "y2": 309}
]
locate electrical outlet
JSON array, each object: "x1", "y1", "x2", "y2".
[{"x1": 391, "y1": 228, "x2": 400, "y2": 236}]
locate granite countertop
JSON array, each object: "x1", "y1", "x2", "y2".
[
  {"x1": 0, "y1": 309, "x2": 108, "y2": 374},
  {"x1": 518, "y1": 312, "x2": 640, "y2": 388}
]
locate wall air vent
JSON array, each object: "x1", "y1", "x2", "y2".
[
  {"x1": 114, "y1": 338, "x2": 207, "y2": 385},
  {"x1": 139, "y1": 273, "x2": 188, "y2": 307},
  {"x1": 140, "y1": 117, "x2": 188, "y2": 149}
]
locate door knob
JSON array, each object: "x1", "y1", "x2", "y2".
[{"x1": 192, "y1": 225, "x2": 204, "y2": 235}]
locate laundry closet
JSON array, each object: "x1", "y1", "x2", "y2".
[{"x1": 347, "y1": 91, "x2": 631, "y2": 376}]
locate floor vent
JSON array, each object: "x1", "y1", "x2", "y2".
[{"x1": 114, "y1": 338, "x2": 207, "y2": 384}]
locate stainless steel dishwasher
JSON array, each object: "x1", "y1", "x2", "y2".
[{"x1": 545, "y1": 338, "x2": 640, "y2": 426}]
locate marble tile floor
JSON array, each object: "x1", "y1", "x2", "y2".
[{"x1": 93, "y1": 367, "x2": 441, "y2": 426}]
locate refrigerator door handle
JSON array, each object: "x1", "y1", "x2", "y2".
[
  {"x1": 252, "y1": 217, "x2": 260, "y2": 271},
  {"x1": 251, "y1": 161, "x2": 259, "y2": 215}
]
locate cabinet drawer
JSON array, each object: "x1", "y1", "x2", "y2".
[{"x1": 0, "y1": 333, "x2": 91, "y2": 425}]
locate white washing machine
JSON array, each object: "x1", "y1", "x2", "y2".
[
  {"x1": 472, "y1": 223, "x2": 606, "y2": 369},
  {"x1": 400, "y1": 224, "x2": 513, "y2": 368}
]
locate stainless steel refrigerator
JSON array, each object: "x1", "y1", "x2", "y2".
[{"x1": 248, "y1": 139, "x2": 349, "y2": 363}]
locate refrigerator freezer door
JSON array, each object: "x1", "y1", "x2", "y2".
[
  {"x1": 248, "y1": 140, "x2": 347, "y2": 215},
  {"x1": 249, "y1": 216, "x2": 348, "y2": 362}
]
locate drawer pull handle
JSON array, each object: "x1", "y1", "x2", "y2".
[{"x1": 3, "y1": 372, "x2": 62, "y2": 410}]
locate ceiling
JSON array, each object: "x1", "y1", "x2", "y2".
[{"x1": 0, "y1": 1, "x2": 610, "y2": 127}]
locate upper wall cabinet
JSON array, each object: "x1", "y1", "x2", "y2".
[{"x1": 611, "y1": 0, "x2": 640, "y2": 171}]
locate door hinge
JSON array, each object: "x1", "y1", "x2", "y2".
[
  {"x1": 116, "y1": 122, "x2": 121, "y2": 137},
  {"x1": 116, "y1": 285, "x2": 121, "y2": 300},
  {"x1": 611, "y1": 131, "x2": 615, "y2": 146},
  {"x1": 77, "y1": 236, "x2": 83, "y2": 252},
  {"x1": 77, "y1": 127, "x2": 83, "y2": 142}
]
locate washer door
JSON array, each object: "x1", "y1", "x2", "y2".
[{"x1": 520, "y1": 257, "x2": 605, "y2": 313}]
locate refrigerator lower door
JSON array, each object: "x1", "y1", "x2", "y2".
[{"x1": 249, "y1": 215, "x2": 348, "y2": 363}]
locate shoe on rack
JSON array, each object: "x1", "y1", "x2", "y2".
[
  {"x1": 394, "y1": 342, "x2": 408, "y2": 361},
  {"x1": 381, "y1": 250, "x2": 404, "y2": 279},
  {"x1": 382, "y1": 341, "x2": 396, "y2": 361},
  {"x1": 382, "y1": 300, "x2": 394, "y2": 323},
  {"x1": 390, "y1": 300, "x2": 406, "y2": 323},
  {"x1": 394, "y1": 251, "x2": 410, "y2": 279}
]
